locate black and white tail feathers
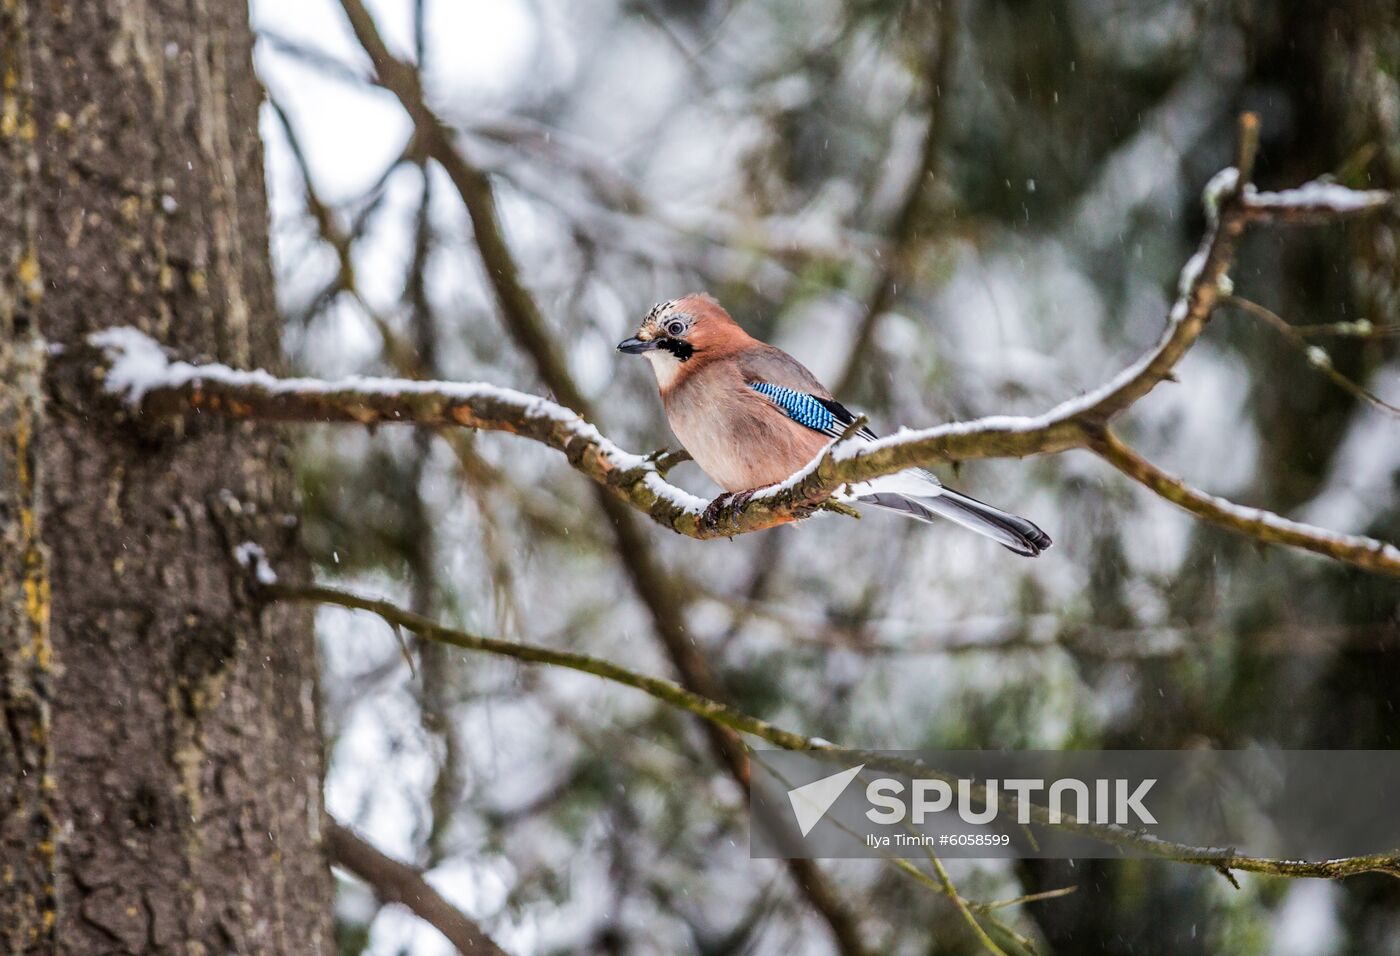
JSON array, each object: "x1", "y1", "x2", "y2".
[{"x1": 859, "y1": 482, "x2": 1053, "y2": 558}]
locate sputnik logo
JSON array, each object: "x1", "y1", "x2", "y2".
[{"x1": 787, "y1": 765, "x2": 864, "y2": 837}]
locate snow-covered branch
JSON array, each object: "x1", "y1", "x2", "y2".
[
  {"x1": 81, "y1": 307, "x2": 1400, "y2": 578},
  {"x1": 1092, "y1": 430, "x2": 1400, "y2": 577},
  {"x1": 75, "y1": 123, "x2": 1398, "y2": 576},
  {"x1": 85, "y1": 325, "x2": 711, "y2": 527},
  {"x1": 1242, "y1": 179, "x2": 1396, "y2": 224}
]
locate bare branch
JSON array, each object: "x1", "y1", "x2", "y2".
[
  {"x1": 834, "y1": 0, "x2": 958, "y2": 398},
  {"x1": 1291, "y1": 320, "x2": 1400, "y2": 339},
  {"x1": 270, "y1": 582, "x2": 814, "y2": 748},
  {"x1": 327, "y1": 821, "x2": 512, "y2": 956},
  {"x1": 1222, "y1": 295, "x2": 1400, "y2": 418},
  {"x1": 82, "y1": 324, "x2": 708, "y2": 509},
  {"x1": 336, "y1": 0, "x2": 588, "y2": 417},
  {"x1": 258, "y1": 30, "x2": 377, "y2": 90},
  {"x1": 278, "y1": 582, "x2": 1400, "y2": 882}
]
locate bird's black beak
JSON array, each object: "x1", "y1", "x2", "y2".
[{"x1": 616, "y1": 336, "x2": 657, "y2": 354}]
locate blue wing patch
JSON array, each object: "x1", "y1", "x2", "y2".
[{"x1": 748, "y1": 382, "x2": 877, "y2": 440}]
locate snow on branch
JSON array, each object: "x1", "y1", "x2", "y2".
[
  {"x1": 81, "y1": 308, "x2": 1400, "y2": 578},
  {"x1": 1094, "y1": 431, "x2": 1400, "y2": 577},
  {"x1": 1243, "y1": 178, "x2": 1396, "y2": 224},
  {"x1": 86, "y1": 325, "x2": 711, "y2": 523},
  {"x1": 75, "y1": 132, "x2": 1399, "y2": 577}
]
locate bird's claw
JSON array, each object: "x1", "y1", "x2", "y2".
[
  {"x1": 701, "y1": 489, "x2": 756, "y2": 534},
  {"x1": 702, "y1": 493, "x2": 734, "y2": 533}
]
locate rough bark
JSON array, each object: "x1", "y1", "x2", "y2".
[
  {"x1": 1, "y1": 2, "x2": 333, "y2": 953},
  {"x1": 2, "y1": 2, "x2": 57, "y2": 950}
]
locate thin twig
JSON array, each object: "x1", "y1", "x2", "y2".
[
  {"x1": 268, "y1": 581, "x2": 816, "y2": 748},
  {"x1": 336, "y1": 0, "x2": 588, "y2": 417},
  {"x1": 927, "y1": 852, "x2": 1009, "y2": 956},
  {"x1": 1222, "y1": 295, "x2": 1400, "y2": 418},
  {"x1": 834, "y1": 0, "x2": 959, "y2": 399},
  {"x1": 1292, "y1": 320, "x2": 1400, "y2": 339}
]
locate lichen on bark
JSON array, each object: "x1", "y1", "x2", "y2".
[
  {"x1": 1, "y1": 0, "x2": 60, "y2": 949},
  {"x1": 2, "y1": 0, "x2": 334, "y2": 951}
]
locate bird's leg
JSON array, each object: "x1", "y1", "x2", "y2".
[
  {"x1": 731, "y1": 488, "x2": 757, "y2": 511},
  {"x1": 701, "y1": 492, "x2": 735, "y2": 533},
  {"x1": 701, "y1": 488, "x2": 758, "y2": 534}
]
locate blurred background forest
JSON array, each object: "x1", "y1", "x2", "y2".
[{"x1": 251, "y1": 1, "x2": 1400, "y2": 952}]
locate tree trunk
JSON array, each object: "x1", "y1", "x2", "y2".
[{"x1": 1, "y1": 2, "x2": 334, "y2": 953}]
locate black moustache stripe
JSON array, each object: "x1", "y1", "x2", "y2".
[{"x1": 656, "y1": 338, "x2": 694, "y2": 361}]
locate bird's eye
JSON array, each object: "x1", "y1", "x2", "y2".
[{"x1": 666, "y1": 321, "x2": 685, "y2": 337}]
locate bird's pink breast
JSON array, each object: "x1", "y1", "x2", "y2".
[{"x1": 663, "y1": 366, "x2": 829, "y2": 492}]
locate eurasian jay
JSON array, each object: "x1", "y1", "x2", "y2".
[{"x1": 617, "y1": 293, "x2": 1053, "y2": 556}]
